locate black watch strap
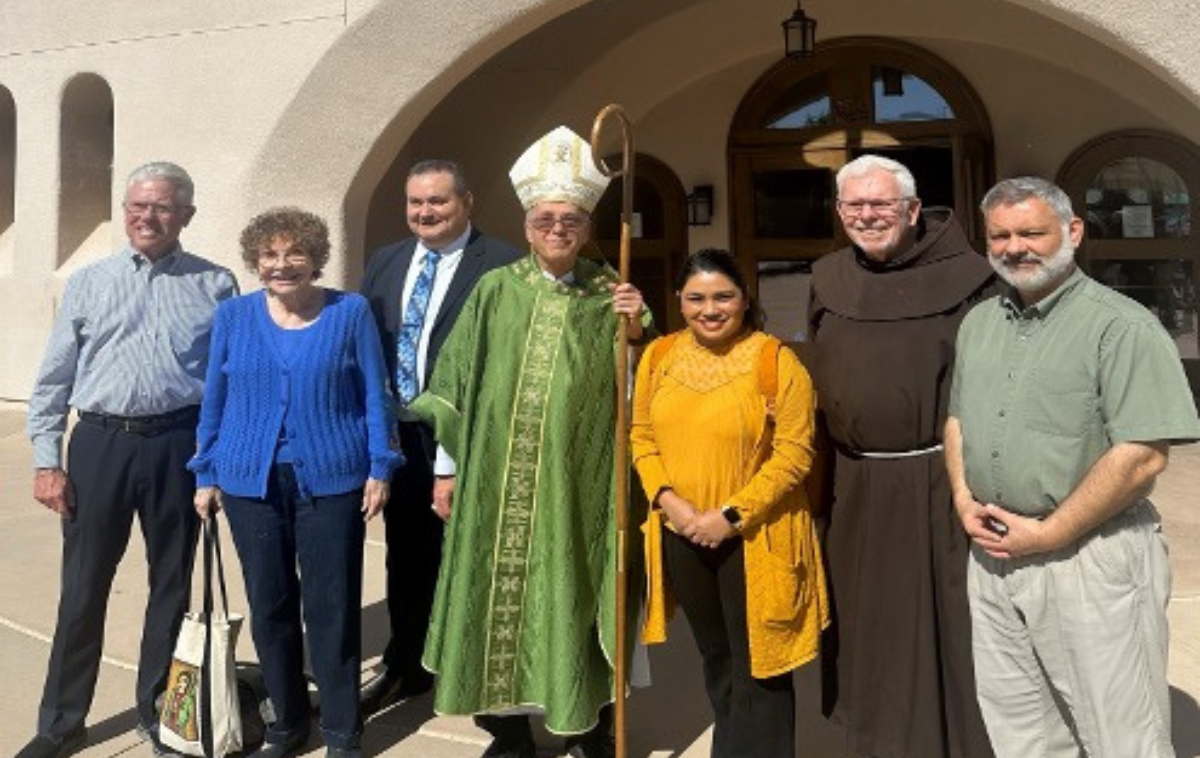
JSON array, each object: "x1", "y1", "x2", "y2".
[{"x1": 721, "y1": 505, "x2": 743, "y2": 529}]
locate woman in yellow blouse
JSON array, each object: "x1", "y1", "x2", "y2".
[{"x1": 631, "y1": 248, "x2": 828, "y2": 758}]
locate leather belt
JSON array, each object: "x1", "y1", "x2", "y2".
[{"x1": 78, "y1": 406, "x2": 200, "y2": 436}]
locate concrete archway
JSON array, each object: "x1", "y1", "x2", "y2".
[{"x1": 243, "y1": 0, "x2": 1200, "y2": 285}]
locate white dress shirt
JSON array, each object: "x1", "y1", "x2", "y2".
[{"x1": 400, "y1": 225, "x2": 470, "y2": 394}]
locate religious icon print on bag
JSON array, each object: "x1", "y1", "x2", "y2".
[{"x1": 162, "y1": 662, "x2": 201, "y2": 741}]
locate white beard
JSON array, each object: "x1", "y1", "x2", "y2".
[{"x1": 990, "y1": 239, "x2": 1076, "y2": 296}]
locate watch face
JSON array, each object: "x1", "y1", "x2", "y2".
[{"x1": 722, "y1": 506, "x2": 742, "y2": 524}]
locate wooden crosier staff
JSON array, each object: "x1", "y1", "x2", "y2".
[{"x1": 590, "y1": 103, "x2": 634, "y2": 758}]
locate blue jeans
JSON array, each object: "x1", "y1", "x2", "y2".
[{"x1": 223, "y1": 465, "x2": 365, "y2": 749}]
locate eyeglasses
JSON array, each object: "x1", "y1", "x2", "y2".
[
  {"x1": 257, "y1": 249, "x2": 311, "y2": 266},
  {"x1": 527, "y1": 213, "x2": 589, "y2": 232},
  {"x1": 836, "y1": 198, "x2": 909, "y2": 217},
  {"x1": 124, "y1": 202, "x2": 189, "y2": 217}
]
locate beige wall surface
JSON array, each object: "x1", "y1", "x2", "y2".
[
  {"x1": 0, "y1": 2, "x2": 360, "y2": 397},
  {"x1": 2, "y1": 0, "x2": 1200, "y2": 399}
]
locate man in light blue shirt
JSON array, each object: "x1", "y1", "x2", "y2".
[{"x1": 21, "y1": 162, "x2": 237, "y2": 758}]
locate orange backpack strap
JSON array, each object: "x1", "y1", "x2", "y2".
[
  {"x1": 757, "y1": 335, "x2": 783, "y2": 407},
  {"x1": 647, "y1": 332, "x2": 681, "y2": 377}
]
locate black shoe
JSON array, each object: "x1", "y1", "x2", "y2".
[
  {"x1": 480, "y1": 739, "x2": 535, "y2": 758},
  {"x1": 14, "y1": 727, "x2": 87, "y2": 758},
  {"x1": 360, "y1": 669, "x2": 433, "y2": 715},
  {"x1": 565, "y1": 728, "x2": 614, "y2": 758},
  {"x1": 326, "y1": 749, "x2": 362, "y2": 758},
  {"x1": 475, "y1": 714, "x2": 536, "y2": 758},
  {"x1": 564, "y1": 703, "x2": 613, "y2": 758},
  {"x1": 565, "y1": 736, "x2": 615, "y2": 758},
  {"x1": 359, "y1": 670, "x2": 402, "y2": 716},
  {"x1": 248, "y1": 729, "x2": 310, "y2": 758},
  {"x1": 396, "y1": 670, "x2": 434, "y2": 699}
]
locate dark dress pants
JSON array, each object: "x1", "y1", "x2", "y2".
[
  {"x1": 38, "y1": 420, "x2": 200, "y2": 737},
  {"x1": 474, "y1": 703, "x2": 613, "y2": 750},
  {"x1": 223, "y1": 465, "x2": 365, "y2": 749},
  {"x1": 663, "y1": 532, "x2": 796, "y2": 758},
  {"x1": 380, "y1": 421, "x2": 441, "y2": 682}
]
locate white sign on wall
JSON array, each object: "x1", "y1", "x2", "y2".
[{"x1": 1122, "y1": 205, "x2": 1154, "y2": 239}]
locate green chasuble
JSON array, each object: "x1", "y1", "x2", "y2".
[{"x1": 410, "y1": 254, "x2": 644, "y2": 735}]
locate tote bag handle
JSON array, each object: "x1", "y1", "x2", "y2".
[{"x1": 199, "y1": 517, "x2": 230, "y2": 758}]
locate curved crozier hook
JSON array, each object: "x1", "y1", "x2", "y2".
[{"x1": 590, "y1": 103, "x2": 632, "y2": 179}]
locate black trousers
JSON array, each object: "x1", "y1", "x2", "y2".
[
  {"x1": 38, "y1": 420, "x2": 199, "y2": 737},
  {"x1": 663, "y1": 532, "x2": 795, "y2": 758},
  {"x1": 379, "y1": 421, "x2": 442, "y2": 681},
  {"x1": 474, "y1": 703, "x2": 613, "y2": 749}
]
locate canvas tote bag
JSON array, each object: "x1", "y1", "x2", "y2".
[{"x1": 160, "y1": 517, "x2": 245, "y2": 757}]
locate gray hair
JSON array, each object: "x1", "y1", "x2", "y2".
[
  {"x1": 408, "y1": 159, "x2": 470, "y2": 197},
  {"x1": 980, "y1": 177, "x2": 1075, "y2": 227},
  {"x1": 126, "y1": 162, "x2": 195, "y2": 207},
  {"x1": 836, "y1": 154, "x2": 918, "y2": 199}
]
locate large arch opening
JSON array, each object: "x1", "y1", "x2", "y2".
[{"x1": 239, "y1": 0, "x2": 1200, "y2": 293}]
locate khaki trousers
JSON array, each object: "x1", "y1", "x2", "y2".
[{"x1": 968, "y1": 500, "x2": 1174, "y2": 758}]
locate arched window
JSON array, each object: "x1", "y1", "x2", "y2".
[
  {"x1": 592, "y1": 154, "x2": 689, "y2": 332},
  {"x1": 728, "y1": 38, "x2": 993, "y2": 341},
  {"x1": 59, "y1": 74, "x2": 113, "y2": 269},
  {"x1": 729, "y1": 37, "x2": 993, "y2": 266},
  {"x1": 1060, "y1": 130, "x2": 1200, "y2": 393}
]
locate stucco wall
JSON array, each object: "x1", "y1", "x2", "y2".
[
  {"x1": 383, "y1": 0, "x2": 1200, "y2": 251},
  {"x1": 2, "y1": 0, "x2": 1200, "y2": 400},
  {"x1": 0, "y1": 2, "x2": 354, "y2": 397}
]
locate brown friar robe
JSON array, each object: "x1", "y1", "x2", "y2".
[{"x1": 808, "y1": 208, "x2": 998, "y2": 758}]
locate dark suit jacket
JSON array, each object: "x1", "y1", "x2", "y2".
[{"x1": 361, "y1": 226, "x2": 521, "y2": 408}]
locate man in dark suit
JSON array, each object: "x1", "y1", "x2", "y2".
[{"x1": 359, "y1": 159, "x2": 521, "y2": 714}]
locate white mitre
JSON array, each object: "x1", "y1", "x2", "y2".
[{"x1": 509, "y1": 125, "x2": 611, "y2": 213}]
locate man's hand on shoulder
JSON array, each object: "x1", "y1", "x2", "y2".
[{"x1": 33, "y1": 468, "x2": 73, "y2": 517}]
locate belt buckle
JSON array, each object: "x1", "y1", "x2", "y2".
[{"x1": 121, "y1": 419, "x2": 135, "y2": 433}]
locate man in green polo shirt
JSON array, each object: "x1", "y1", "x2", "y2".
[{"x1": 945, "y1": 176, "x2": 1199, "y2": 758}]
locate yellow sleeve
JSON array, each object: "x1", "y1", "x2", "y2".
[
  {"x1": 630, "y1": 337, "x2": 671, "y2": 503},
  {"x1": 727, "y1": 347, "x2": 817, "y2": 530}
]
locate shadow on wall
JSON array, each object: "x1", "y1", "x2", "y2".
[{"x1": 1173, "y1": 686, "x2": 1200, "y2": 757}]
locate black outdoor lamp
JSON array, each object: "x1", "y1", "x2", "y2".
[
  {"x1": 687, "y1": 185, "x2": 714, "y2": 226},
  {"x1": 782, "y1": 1, "x2": 817, "y2": 59}
]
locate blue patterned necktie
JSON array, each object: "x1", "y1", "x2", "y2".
[{"x1": 396, "y1": 248, "x2": 442, "y2": 404}]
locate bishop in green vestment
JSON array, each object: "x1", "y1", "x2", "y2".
[{"x1": 409, "y1": 126, "x2": 649, "y2": 758}]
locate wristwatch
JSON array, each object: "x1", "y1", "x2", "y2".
[{"x1": 721, "y1": 505, "x2": 744, "y2": 532}]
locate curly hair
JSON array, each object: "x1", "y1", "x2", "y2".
[{"x1": 239, "y1": 207, "x2": 331, "y2": 279}]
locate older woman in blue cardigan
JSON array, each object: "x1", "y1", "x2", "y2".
[{"x1": 189, "y1": 208, "x2": 400, "y2": 758}]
